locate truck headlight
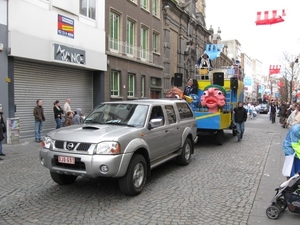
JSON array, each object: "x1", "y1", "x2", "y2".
[
  {"x1": 43, "y1": 136, "x2": 54, "y2": 149},
  {"x1": 94, "y1": 142, "x2": 121, "y2": 155}
]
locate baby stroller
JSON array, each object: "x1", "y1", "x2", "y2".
[{"x1": 266, "y1": 172, "x2": 300, "y2": 219}]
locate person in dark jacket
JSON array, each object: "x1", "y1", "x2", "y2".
[
  {"x1": 0, "y1": 106, "x2": 6, "y2": 159},
  {"x1": 183, "y1": 79, "x2": 197, "y2": 96},
  {"x1": 33, "y1": 99, "x2": 46, "y2": 143},
  {"x1": 53, "y1": 100, "x2": 64, "y2": 129},
  {"x1": 233, "y1": 102, "x2": 247, "y2": 142},
  {"x1": 270, "y1": 102, "x2": 277, "y2": 124}
]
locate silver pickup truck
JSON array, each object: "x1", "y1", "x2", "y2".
[{"x1": 40, "y1": 99, "x2": 198, "y2": 195}]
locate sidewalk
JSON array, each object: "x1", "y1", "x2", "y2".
[
  {"x1": 248, "y1": 120, "x2": 300, "y2": 224},
  {"x1": 1, "y1": 138, "x2": 41, "y2": 160}
]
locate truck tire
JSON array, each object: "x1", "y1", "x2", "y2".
[
  {"x1": 118, "y1": 154, "x2": 147, "y2": 196},
  {"x1": 50, "y1": 171, "x2": 77, "y2": 185},
  {"x1": 176, "y1": 138, "x2": 192, "y2": 166},
  {"x1": 215, "y1": 130, "x2": 224, "y2": 145}
]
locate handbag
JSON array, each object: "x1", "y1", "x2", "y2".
[{"x1": 282, "y1": 154, "x2": 295, "y2": 177}]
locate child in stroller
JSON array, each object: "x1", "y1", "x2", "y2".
[{"x1": 266, "y1": 172, "x2": 300, "y2": 219}]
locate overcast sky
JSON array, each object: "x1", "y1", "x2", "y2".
[{"x1": 205, "y1": 0, "x2": 300, "y2": 74}]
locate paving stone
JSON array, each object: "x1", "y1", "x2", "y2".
[{"x1": 0, "y1": 115, "x2": 298, "y2": 224}]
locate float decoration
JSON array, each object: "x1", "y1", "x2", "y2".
[{"x1": 200, "y1": 84, "x2": 226, "y2": 113}]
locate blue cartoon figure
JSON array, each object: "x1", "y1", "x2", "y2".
[{"x1": 189, "y1": 94, "x2": 200, "y2": 111}]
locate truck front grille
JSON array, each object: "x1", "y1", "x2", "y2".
[{"x1": 54, "y1": 140, "x2": 92, "y2": 152}]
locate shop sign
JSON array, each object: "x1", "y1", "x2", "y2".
[
  {"x1": 57, "y1": 14, "x2": 74, "y2": 39},
  {"x1": 54, "y1": 44, "x2": 85, "y2": 65}
]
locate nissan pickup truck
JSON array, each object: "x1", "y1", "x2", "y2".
[{"x1": 40, "y1": 99, "x2": 198, "y2": 195}]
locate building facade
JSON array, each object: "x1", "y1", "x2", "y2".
[
  {"x1": 221, "y1": 39, "x2": 241, "y2": 63},
  {"x1": 105, "y1": 0, "x2": 164, "y2": 100},
  {"x1": 241, "y1": 53, "x2": 254, "y2": 102},
  {"x1": 161, "y1": 0, "x2": 212, "y2": 90},
  {"x1": 0, "y1": 0, "x2": 8, "y2": 119},
  {"x1": 252, "y1": 59, "x2": 264, "y2": 100},
  {"x1": 6, "y1": 0, "x2": 107, "y2": 138}
]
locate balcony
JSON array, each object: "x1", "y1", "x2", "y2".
[{"x1": 108, "y1": 36, "x2": 153, "y2": 63}]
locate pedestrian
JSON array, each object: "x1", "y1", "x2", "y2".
[
  {"x1": 73, "y1": 108, "x2": 83, "y2": 125},
  {"x1": 183, "y1": 79, "x2": 197, "y2": 96},
  {"x1": 291, "y1": 104, "x2": 300, "y2": 126},
  {"x1": 0, "y1": 106, "x2": 7, "y2": 159},
  {"x1": 286, "y1": 103, "x2": 297, "y2": 128},
  {"x1": 248, "y1": 103, "x2": 255, "y2": 119},
  {"x1": 53, "y1": 100, "x2": 64, "y2": 129},
  {"x1": 233, "y1": 101, "x2": 247, "y2": 142},
  {"x1": 65, "y1": 111, "x2": 74, "y2": 126},
  {"x1": 33, "y1": 99, "x2": 45, "y2": 143},
  {"x1": 270, "y1": 102, "x2": 277, "y2": 123},
  {"x1": 279, "y1": 102, "x2": 288, "y2": 125},
  {"x1": 63, "y1": 98, "x2": 72, "y2": 115},
  {"x1": 282, "y1": 123, "x2": 300, "y2": 180}
]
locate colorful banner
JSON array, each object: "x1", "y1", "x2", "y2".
[{"x1": 58, "y1": 14, "x2": 74, "y2": 39}]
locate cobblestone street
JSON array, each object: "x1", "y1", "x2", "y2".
[{"x1": 0, "y1": 114, "x2": 299, "y2": 225}]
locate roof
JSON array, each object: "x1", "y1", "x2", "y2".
[{"x1": 101, "y1": 98, "x2": 187, "y2": 105}]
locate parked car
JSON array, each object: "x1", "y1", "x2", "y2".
[
  {"x1": 40, "y1": 99, "x2": 198, "y2": 195},
  {"x1": 259, "y1": 102, "x2": 269, "y2": 114}
]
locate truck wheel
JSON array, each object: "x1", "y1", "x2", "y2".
[
  {"x1": 215, "y1": 130, "x2": 224, "y2": 145},
  {"x1": 50, "y1": 171, "x2": 77, "y2": 185},
  {"x1": 176, "y1": 138, "x2": 192, "y2": 166},
  {"x1": 118, "y1": 154, "x2": 147, "y2": 196}
]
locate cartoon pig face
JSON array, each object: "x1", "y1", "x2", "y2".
[{"x1": 201, "y1": 87, "x2": 226, "y2": 113}]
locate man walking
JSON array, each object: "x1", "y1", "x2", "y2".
[
  {"x1": 63, "y1": 98, "x2": 72, "y2": 115},
  {"x1": 233, "y1": 102, "x2": 247, "y2": 142},
  {"x1": 270, "y1": 102, "x2": 277, "y2": 124},
  {"x1": 33, "y1": 99, "x2": 45, "y2": 143}
]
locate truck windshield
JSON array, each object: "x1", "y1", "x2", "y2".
[{"x1": 84, "y1": 103, "x2": 149, "y2": 127}]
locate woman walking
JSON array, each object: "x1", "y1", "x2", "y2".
[{"x1": 53, "y1": 100, "x2": 63, "y2": 129}]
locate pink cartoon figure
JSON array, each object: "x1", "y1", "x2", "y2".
[{"x1": 200, "y1": 84, "x2": 226, "y2": 113}]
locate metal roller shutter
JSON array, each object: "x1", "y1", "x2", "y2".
[{"x1": 14, "y1": 60, "x2": 93, "y2": 139}]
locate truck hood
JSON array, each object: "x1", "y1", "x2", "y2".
[{"x1": 47, "y1": 124, "x2": 140, "y2": 143}]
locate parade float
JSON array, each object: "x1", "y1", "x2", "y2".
[
  {"x1": 194, "y1": 64, "x2": 244, "y2": 145},
  {"x1": 166, "y1": 44, "x2": 245, "y2": 145}
]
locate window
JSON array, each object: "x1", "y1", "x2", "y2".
[
  {"x1": 152, "y1": 0, "x2": 159, "y2": 16},
  {"x1": 176, "y1": 103, "x2": 194, "y2": 119},
  {"x1": 141, "y1": 0, "x2": 148, "y2": 10},
  {"x1": 129, "y1": 0, "x2": 137, "y2": 3},
  {"x1": 126, "y1": 20, "x2": 135, "y2": 55},
  {"x1": 140, "y1": 27, "x2": 148, "y2": 59},
  {"x1": 80, "y1": 0, "x2": 96, "y2": 19},
  {"x1": 153, "y1": 32, "x2": 159, "y2": 53},
  {"x1": 165, "y1": 105, "x2": 176, "y2": 124},
  {"x1": 110, "y1": 12, "x2": 120, "y2": 51},
  {"x1": 128, "y1": 74, "x2": 135, "y2": 97},
  {"x1": 149, "y1": 106, "x2": 164, "y2": 125},
  {"x1": 141, "y1": 76, "x2": 145, "y2": 97},
  {"x1": 110, "y1": 71, "x2": 120, "y2": 96}
]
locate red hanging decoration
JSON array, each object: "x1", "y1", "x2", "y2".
[
  {"x1": 256, "y1": 9, "x2": 285, "y2": 25},
  {"x1": 269, "y1": 65, "x2": 281, "y2": 75}
]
